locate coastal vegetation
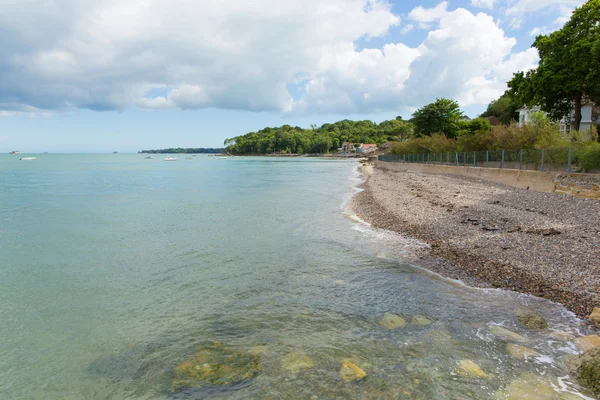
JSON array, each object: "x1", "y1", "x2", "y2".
[
  {"x1": 224, "y1": 119, "x2": 412, "y2": 154},
  {"x1": 139, "y1": 148, "x2": 225, "y2": 154}
]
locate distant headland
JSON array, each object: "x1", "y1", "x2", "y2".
[{"x1": 138, "y1": 148, "x2": 225, "y2": 154}]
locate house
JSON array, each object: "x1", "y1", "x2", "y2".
[
  {"x1": 341, "y1": 142, "x2": 356, "y2": 153},
  {"x1": 357, "y1": 144, "x2": 377, "y2": 154},
  {"x1": 518, "y1": 104, "x2": 595, "y2": 135}
]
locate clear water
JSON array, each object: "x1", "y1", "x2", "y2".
[{"x1": 0, "y1": 154, "x2": 594, "y2": 399}]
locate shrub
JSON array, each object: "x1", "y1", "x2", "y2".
[{"x1": 580, "y1": 142, "x2": 600, "y2": 171}]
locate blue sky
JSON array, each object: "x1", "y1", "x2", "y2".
[{"x1": 0, "y1": 0, "x2": 586, "y2": 152}]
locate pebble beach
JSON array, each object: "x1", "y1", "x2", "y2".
[{"x1": 353, "y1": 164, "x2": 600, "y2": 320}]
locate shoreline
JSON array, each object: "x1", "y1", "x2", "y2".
[{"x1": 352, "y1": 164, "x2": 600, "y2": 321}]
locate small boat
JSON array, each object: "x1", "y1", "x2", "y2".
[
  {"x1": 185, "y1": 157, "x2": 193, "y2": 160},
  {"x1": 164, "y1": 157, "x2": 178, "y2": 161},
  {"x1": 20, "y1": 157, "x2": 36, "y2": 161},
  {"x1": 145, "y1": 156, "x2": 154, "y2": 159},
  {"x1": 219, "y1": 157, "x2": 228, "y2": 159},
  {"x1": 9, "y1": 150, "x2": 22, "y2": 154}
]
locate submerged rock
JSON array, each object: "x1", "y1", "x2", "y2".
[
  {"x1": 489, "y1": 326, "x2": 527, "y2": 342},
  {"x1": 411, "y1": 315, "x2": 433, "y2": 326},
  {"x1": 172, "y1": 341, "x2": 261, "y2": 391},
  {"x1": 495, "y1": 372, "x2": 582, "y2": 400},
  {"x1": 571, "y1": 347, "x2": 600, "y2": 396},
  {"x1": 455, "y1": 360, "x2": 489, "y2": 379},
  {"x1": 380, "y1": 313, "x2": 407, "y2": 330},
  {"x1": 575, "y1": 335, "x2": 600, "y2": 352},
  {"x1": 340, "y1": 360, "x2": 367, "y2": 381},
  {"x1": 506, "y1": 343, "x2": 537, "y2": 360},
  {"x1": 517, "y1": 310, "x2": 549, "y2": 330},
  {"x1": 549, "y1": 331, "x2": 575, "y2": 342},
  {"x1": 280, "y1": 352, "x2": 314, "y2": 373},
  {"x1": 589, "y1": 307, "x2": 600, "y2": 323}
]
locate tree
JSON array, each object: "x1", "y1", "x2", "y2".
[
  {"x1": 480, "y1": 93, "x2": 520, "y2": 125},
  {"x1": 412, "y1": 98, "x2": 464, "y2": 138},
  {"x1": 514, "y1": 0, "x2": 600, "y2": 131}
]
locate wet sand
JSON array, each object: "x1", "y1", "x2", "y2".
[{"x1": 353, "y1": 165, "x2": 600, "y2": 320}]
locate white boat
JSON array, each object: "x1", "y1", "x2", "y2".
[
  {"x1": 164, "y1": 157, "x2": 178, "y2": 161},
  {"x1": 20, "y1": 157, "x2": 36, "y2": 161},
  {"x1": 10, "y1": 150, "x2": 22, "y2": 154},
  {"x1": 219, "y1": 157, "x2": 228, "y2": 159}
]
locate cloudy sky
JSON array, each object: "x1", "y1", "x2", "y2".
[{"x1": 0, "y1": 0, "x2": 586, "y2": 152}]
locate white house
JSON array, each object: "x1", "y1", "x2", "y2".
[{"x1": 518, "y1": 104, "x2": 595, "y2": 135}]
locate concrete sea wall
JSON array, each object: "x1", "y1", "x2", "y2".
[{"x1": 376, "y1": 161, "x2": 600, "y2": 200}]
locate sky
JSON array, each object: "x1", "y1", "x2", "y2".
[{"x1": 0, "y1": 0, "x2": 587, "y2": 153}]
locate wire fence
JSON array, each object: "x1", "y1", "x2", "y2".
[{"x1": 379, "y1": 148, "x2": 580, "y2": 173}]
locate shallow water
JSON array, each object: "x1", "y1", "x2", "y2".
[{"x1": 0, "y1": 154, "x2": 594, "y2": 399}]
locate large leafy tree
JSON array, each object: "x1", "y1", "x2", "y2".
[
  {"x1": 480, "y1": 93, "x2": 521, "y2": 125},
  {"x1": 513, "y1": 0, "x2": 600, "y2": 131},
  {"x1": 412, "y1": 98, "x2": 464, "y2": 138}
]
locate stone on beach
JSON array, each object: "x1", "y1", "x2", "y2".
[
  {"x1": 575, "y1": 335, "x2": 600, "y2": 352},
  {"x1": 380, "y1": 313, "x2": 407, "y2": 329},
  {"x1": 171, "y1": 341, "x2": 261, "y2": 391},
  {"x1": 517, "y1": 309, "x2": 548, "y2": 329},
  {"x1": 339, "y1": 360, "x2": 367, "y2": 381},
  {"x1": 411, "y1": 315, "x2": 433, "y2": 326},
  {"x1": 280, "y1": 352, "x2": 314, "y2": 373},
  {"x1": 506, "y1": 343, "x2": 537, "y2": 360},
  {"x1": 589, "y1": 307, "x2": 600, "y2": 323},
  {"x1": 455, "y1": 359, "x2": 489, "y2": 379},
  {"x1": 489, "y1": 326, "x2": 528, "y2": 342}
]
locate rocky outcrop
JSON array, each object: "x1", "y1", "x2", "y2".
[
  {"x1": 575, "y1": 335, "x2": 600, "y2": 352},
  {"x1": 411, "y1": 315, "x2": 433, "y2": 326},
  {"x1": 589, "y1": 307, "x2": 600, "y2": 323},
  {"x1": 489, "y1": 326, "x2": 528, "y2": 342}
]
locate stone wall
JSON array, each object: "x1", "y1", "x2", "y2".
[
  {"x1": 377, "y1": 161, "x2": 600, "y2": 200},
  {"x1": 554, "y1": 174, "x2": 600, "y2": 199}
]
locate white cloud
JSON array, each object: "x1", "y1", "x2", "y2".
[
  {"x1": 0, "y1": 0, "x2": 540, "y2": 116},
  {"x1": 408, "y1": 1, "x2": 449, "y2": 28},
  {"x1": 505, "y1": 0, "x2": 585, "y2": 28},
  {"x1": 471, "y1": 0, "x2": 497, "y2": 9}
]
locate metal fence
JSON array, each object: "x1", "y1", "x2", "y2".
[{"x1": 379, "y1": 148, "x2": 580, "y2": 173}]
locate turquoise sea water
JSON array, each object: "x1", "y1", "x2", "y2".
[{"x1": 0, "y1": 154, "x2": 594, "y2": 399}]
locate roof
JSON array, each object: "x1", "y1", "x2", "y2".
[{"x1": 361, "y1": 144, "x2": 377, "y2": 148}]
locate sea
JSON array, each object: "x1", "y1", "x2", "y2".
[{"x1": 0, "y1": 154, "x2": 594, "y2": 399}]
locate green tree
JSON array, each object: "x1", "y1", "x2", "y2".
[
  {"x1": 480, "y1": 93, "x2": 520, "y2": 125},
  {"x1": 513, "y1": 0, "x2": 600, "y2": 131},
  {"x1": 412, "y1": 98, "x2": 464, "y2": 138}
]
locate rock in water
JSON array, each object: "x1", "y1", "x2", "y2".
[
  {"x1": 572, "y1": 347, "x2": 600, "y2": 396},
  {"x1": 517, "y1": 310, "x2": 548, "y2": 329},
  {"x1": 411, "y1": 315, "x2": 433, "y2": 326},
  {"x1": 455, "y1": 360, "x2": 489, "y2": 379},
  {"x1": 575, "y1": 335, "x2": 600, "y2": 352},
  {"x1": 589, "y1": 307, "x2": 600, "y2": 323},
  {"x1": 506, "y1": 343, "x2": 537, "y2": 360},
  {"x1": 280, "y1": 353, "x2": 314, "y2": 373},
  {"x1": 380, "y1": 313, "x2": 407, "y2": 329},
  {"x1": 495, "y1": 372, "x2": 582, "y2": 400},
  {"x1": 339, "y1": 360, "x2": 367, "y2": 381},
  {"x1": 489, "y1": 326, "x2": 528, "y2": 342},
  {"x1": 172, "y1": 341, "x2": 261, "y2": 391}
]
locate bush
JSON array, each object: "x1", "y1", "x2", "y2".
[{"x1": 580, "y1": 142, "x2": 600, "y2": 171}]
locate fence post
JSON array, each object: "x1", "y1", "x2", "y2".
[
  {"x1": 519, "y1": 149, "x2": 523, "y2": 170},
  {"x1": 455, "y1": 152, "x2": 458, "y2": 166},
  {"x1": 473, "y1": 151, "x2": 476, "y2": 167},
  {"x1": 486, "y1": 151, "x2": 489, "y2": 168},
  {"x1": 568, "y1": 148, "x2": 572, "y2": 173},
  {"x1": 463, "y1": 152, "x2": 466, "y2": 167},
  {"x1": 501, "y1": 150, "x2": 504, "y2": 169},
  {"x1": 541, "y1": 149, "x2": 545, "y2": 172}
]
